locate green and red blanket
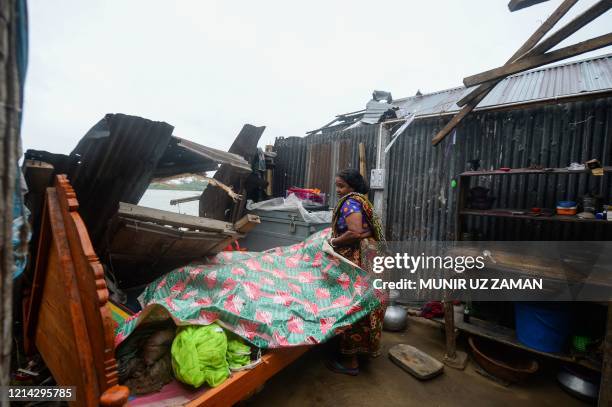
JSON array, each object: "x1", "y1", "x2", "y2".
[{"x1": 116, "y1": 229, "x2": 384, "y2": 349}]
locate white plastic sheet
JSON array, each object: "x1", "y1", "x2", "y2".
[{"x1": 246, "y1": 194, "x2": 332, "y2": 224}]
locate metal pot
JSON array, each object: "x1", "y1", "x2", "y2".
[
  {"x1": 557, "y1": 365, "x2": 600, "y2": 402},
  {"x1": 383, "y1": 290, "x2": 407, "y2": 331}
]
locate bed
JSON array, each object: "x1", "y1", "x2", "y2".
[{"x1": 22, "y1": 175, "x2": 309, "y2": 406}]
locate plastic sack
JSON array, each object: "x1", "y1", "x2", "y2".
[
  {"x1": 246, "y1": 194, "x2": 332, "y2": 224},
  {"x1": 171, "y1": 324, "x2": 229, "y2": 388}
]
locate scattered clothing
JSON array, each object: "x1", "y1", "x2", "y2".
[
  {"x1": 171, "y1": 324, "x2": 229, "y2": 388},
  {"x1": 226, "y1": 334, "x2": 252, "y2": 370},
  {"x1": 117, "y1": 323, "x2": 175, "y2": 395},
  {"x1": 116, "y1": 229, "x2": 383, "y2": 349},
  {"x1": 420, "y1": 301, "x2": 444, "y2": 319}
]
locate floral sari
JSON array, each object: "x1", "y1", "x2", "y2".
[{"x1": 332, "y1": 193, "x2": 387, "y2": 357}]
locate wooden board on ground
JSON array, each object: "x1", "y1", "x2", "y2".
[{"x1": 388, "y1": 344, "x2": 444, "y2": 380}]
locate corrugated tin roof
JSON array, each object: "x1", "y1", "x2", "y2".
[
  {"x1": 153, "y1": 136, "x2": 252, "y2": 178},
  {"x1": 395, "y1": 52, "x2": 612, "y2": 117},
  {"x1": 313, "y1": 52, "x2": 612, "y2": 132},
  {"x1": 172, "y1": 137, "x2": 251, "y2": 172}
]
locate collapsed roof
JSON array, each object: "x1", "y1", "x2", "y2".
[
  {"x1": 310, "y1": 52, "x2": 612, "y2": 134},
  {"x1": 25, "y1": 113, "x2": 252, "y2": 246}
]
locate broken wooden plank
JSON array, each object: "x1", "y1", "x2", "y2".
[
  {"x1": 526, "y1": 0, "x2": 612, "y2": 58},
  {"x1": 508, "y1": 0, "x2": 550, "y2": 12},
  {"x1": 118, "y1": 202, "x2": 236, "y2": 233},
  {"x1": 389, "y1": 344, "x2": 444, "y2": 380},
  {"x1": 200, "y1": 124, "x2": 264, "y2": 220},
  {"x1": 464, "y1": 32, "x2": 612, "y2": 87},
  {"x1": 457, "y1": 0, "x2": 578, "y2": 107},
  {"x1": 431, "y1": 91, "x2": 487, "y2": 146},
  {"x1": 464, "y1": 0, "x2": 611, "y2": 89},
  {"x1": 234, "y1": 214, "x2": 261, "y2": 234},
  {"x1": 434, "y1": 0, "x2": 579, "y2": 145}
]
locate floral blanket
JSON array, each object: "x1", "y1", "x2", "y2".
[{"x1": 116, "y1": 229, "x2": 383, "y2": 349}]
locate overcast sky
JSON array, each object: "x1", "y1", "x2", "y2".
[{"x1": 22, "y1": 0, "x2": 612, "y2": 155}]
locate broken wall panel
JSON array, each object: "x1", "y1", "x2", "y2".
[
  {"x1": 68, "y1": 113, "x2": 175, "y2": 246},
  {"x1": 199, "y1": 124, "x2": 265, "y2": 220}
]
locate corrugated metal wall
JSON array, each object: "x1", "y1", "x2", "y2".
[
  {"x1": 273, "y1": 126, "x2": 380, "y2": 206},
  {"x1": 274, "y1": 96, "x2": 612, "y2": 241}
]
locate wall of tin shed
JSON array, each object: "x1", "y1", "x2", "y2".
[
  {"x1": 387, "y1": 96, "x2": 612, "y2": 242},
  {"x1": 273, "y1": 125, "x2": 380, "y2": 207},
  {"x1": 275, "y1": 96, "x2": 612, "y2": 240}
]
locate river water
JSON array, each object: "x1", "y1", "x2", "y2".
[{"x1": 138, "y1": 189, "x2": 201, "y2": 216}]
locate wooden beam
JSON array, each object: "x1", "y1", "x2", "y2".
[
  {"x1": 508, "y1": 0, "x2": 550, "y2": 12},
  {"x1": 463, "y1": 0, "x2": 612, "y2": 90},
  {"x1": 527, "y1": 0, "x2": 612, "y2": 57},
  {"x1": 464, "y1": 32, "x2": 612, "y2": 87},
  {"x1": 434, "y1": 0, "x2": 579, "y2": 145},
  {"x1": 431, "y1": 91, "x2": 487, "y2": 146},
  {"x1": 359, "y1": 143, "x2": 366, "y2": 177},
  {"x1": 118, "y1": 202, "x2": 236, "y2": 233},
  {"x1": 265, "y1": 145, "x2": 273, "y2": 196},
  {"x1": 457, "y1": 0, "x2": 578, "y2": 107}
]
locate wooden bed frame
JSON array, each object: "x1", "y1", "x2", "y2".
[{"x1": 23, "y1": 175, "x2": 308, "y2": 406}]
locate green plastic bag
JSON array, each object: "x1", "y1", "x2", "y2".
[
  {"x1": 226, "y1": 334, "x2": 251, "y2": 370},
  {"x1": 171, "y1": 324, "x2": 229, "y2": 388}
]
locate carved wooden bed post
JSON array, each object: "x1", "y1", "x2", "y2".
[{"x1": 23, "y1": 175, "x2": 129, "y2": 406}]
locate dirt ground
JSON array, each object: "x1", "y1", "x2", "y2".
[{"x1": 246, "y1": 316, "x2": 588, "y2": 407}]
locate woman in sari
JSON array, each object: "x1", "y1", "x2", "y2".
[{"x1": 326, "y1": 168, "x2": 386, "y2": 376}]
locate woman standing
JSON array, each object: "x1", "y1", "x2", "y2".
[{"x1": 326, "y1": 168, "x2": 387, "y2": 375}]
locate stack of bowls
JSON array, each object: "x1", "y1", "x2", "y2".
[{"x1": 557, "y1": 201, "x2": 577, "y2": 216}]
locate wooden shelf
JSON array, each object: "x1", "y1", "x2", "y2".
[
  {"x1": 459, "y1": 166, "x2": 612, "y2": 176},
  {"x1": 460, "y1": 209, "x2": 611, "y2": 224},
  {"x1": 427, "y1": 315, "x2": 602, "y2": 372}
]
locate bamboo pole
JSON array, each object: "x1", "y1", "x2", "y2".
[{"x1": 358, "y1": 143, "x2": 366, "y2": 178}]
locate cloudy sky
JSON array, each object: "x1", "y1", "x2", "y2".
[{"x1": 22, "y1": 0, "x2": 612, "y2": 154}]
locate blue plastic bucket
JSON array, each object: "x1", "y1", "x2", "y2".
[{"x1": 514, "y1": 302, "x2": 572, "y2": 353}]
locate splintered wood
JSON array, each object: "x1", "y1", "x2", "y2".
[{"x1": 432, "y1": 0, "x2": 612, "y2": 146}]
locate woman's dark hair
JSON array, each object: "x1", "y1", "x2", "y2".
[{"x1": 336, "y1": 168, "x2": 369, "y2": 194}]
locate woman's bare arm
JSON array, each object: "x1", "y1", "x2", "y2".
[{"x1": 331, "y1": 211, "x2": 371, "y2": 247}]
